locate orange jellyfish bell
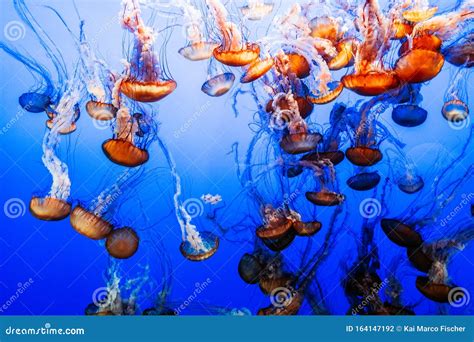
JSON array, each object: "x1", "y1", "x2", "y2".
[
  {"x1": 282, "y1": 53, "x2": 311, "y2": 79},
  {"x1": 380, "y1": 219, "x2": 423, "y2": 248},
  {"x1": 102, "y1": 139, "x2": 149, "y2": 167},
  {"x1": 178, "y1": 41, "x2": 219, "y2": 61},
  {"x1": 86, "y1": 101, "x2": 117, "y2": 121},
  {"x1": 240, "y1": 57, "x2": 274, "y2": 83},
  {"x1": 29, "y1": 196, "x2": 71, "y2": 221},
  {"x1": 345, "y1": 146, "x2": 383, "y2": 166},
  {"x1": 256, "y1": 218, "x2": 293, "y2": 240},
  {"x1": 310, "y1": 16, "x2": 340, "y2": 42},
  {"x1": 293, "y1": 221, "x2": 322, "y2": 237},
  {"x1": 395, "y1": 49, "x2": 444, "y2": 83},
  {"x1": 402, "y1": 6, "x2": 438, "y2": 23},
  {"x1": 180, "y1": 231, "x2": 219, "y2": 261},
  {"x1": 280, "y1": 132, "x2": 322, "y2": 155},
  {"x1": 342, "y1": 71, "x2": 400, "y2": 96},
  {"x1": 305, "y1": 191, "x2": 345, "y2": 206},
  {"x1": 398, "y1": 34, "x2": 442, "y2": 56},
  {"x1": 307, "y1": 81, "x2": 344, "y2": 105},
  {"x1": 70, "y1": 206, "x2": 113, "y2": 240},
  {"x1": 328, "y1": 39, "x2": 357, "y2": 70},
  {"x1": 213, "y1": 43, "x2": 260, "y2": 67},
  {"x1": 391, "y1": 19, "x2": 413, "y2": 40},
  {"x1": 106, "y1": 227, "x2": 139, "y2": 259},
  {"x1": 415, "y1": 276, "x2": 456, "y2": 303},
  {"x1": 120, "y1": 79, "x2": 177, "y2": 103}
]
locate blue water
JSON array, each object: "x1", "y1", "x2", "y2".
[{"x1": 0, "y1": 0, "x2": 473, "y2": 316}]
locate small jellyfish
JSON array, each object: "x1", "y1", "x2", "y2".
[
  {"x1": 305, "y1": 190, "x2": 345, "y2": 206},
  {"x1": 240, "y1": 0, "x2": 274, "y2": 21},
  {"x1": 415, "y1": 276, "x2": 455, "y2": 303},
  {"x1": 19, "y1": 92, "x2": 51, "y2": 113},
  {"x1": 392, "y1": 104, "x2": 428, "y2": 127},
  {"x1": 207, "y1": 0, "x2": 260, "y2": 66},
  {"x1": 292, "y1": 221, "x2": 322, "y2": 237},
  {"x1": 177, "y1": 1, "x2": 218, "y2": 61},
  {"x1": 102, "y1": 107, "x2": 150, "y2": 167},
  {"x1": 327, "y1": 38, "x2": 357, "y2": 71},
  {"x1": 443, "y1": 33, "x2": 474, "y2": 68},
  {"x1": 345, "y1": 147, "x2": 383, "y2": 167},
  {"x1": 347, "y1": 172, "x2": 381, "y2": 191},
  {"x1": 391, "y1": 19, "x2": 414, "y2": 40},
  {"x1": 106, "y1": 227, "x2": 139, "y2": 259},
  {"x1": 29, "y1": 197, "x2": 71, "y2": 221},
  {"x1": 201, "y1": 58, "x2": 235, "y2": 97},
  {"x1": 180, "y1": 231, "x2": 219, "y2": 261},
  {"x1": 380, "y1": 219, "x2": 423, "y2": 248},
  {"x1": 119, "y1": 0, "x2": 177, "y2": 102},
  {"x1": 240, "y1": 57, "x2": 274, "y2": 84},
  {"x1": 397, "y1": 173, "x2": 424, "y2": 194},
  {"x1": 442, "y1": 67, "x2": 470, "y2": 123},
  {"x1": 307, "y1": 81, "x2": 344, "y2": 105},
  {"x1": 70, "y1": 205, "x2": 113, "y2": 240},
  {"x1": 280, "y1": 132, "x2": 322, "y2": 155}
]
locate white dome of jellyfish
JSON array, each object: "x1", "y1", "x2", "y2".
[{"x1": 0, "y1": 0, "x2": 473, "y2": 316}]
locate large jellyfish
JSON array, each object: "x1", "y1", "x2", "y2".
[{"x1": 118, "y1": 0, "x2": 177, "y2": 103}]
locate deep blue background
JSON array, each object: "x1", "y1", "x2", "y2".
[{"x1": 0, "y1": 0, "x2": 473, "y2": 315}]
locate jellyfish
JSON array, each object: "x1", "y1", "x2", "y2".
[
  {"x1": 392, "y1": 104, "x2": 427, "y2": 127},
  {"x1": 380, "y1": 219, "x2": 423, "y2": 248},
  {"x1": 119, "y1": 0, "x2": 177, "y2": 103},
  {"x1": 207, "y1": 0, "x2": 260, "y2": 67},
  {"x1": 442, "y1": 33, "x2": 474, "y2": 68},
  {"x1": 240, "y1": 57, "x2": 274, "y2": 84},
  {"x1": 70, "y1": 168, "x2": 142, "y2": 242},
  {"x1": 303, "y1": 159, "x2": 345, "y2": 206},
  {"x1": 347, "y1": 171, "x2": 381, "y2": 191},
  {"x1": 342, "y1": 0, "x2": 400, "y2": 96},
  {"x1": 414, "y1": 225, "x2": 474, "y2": 304},
  {"x1": 156, "y1": 137, "x2": 219, "y2": 261},
  {"x1": 385, "y1": 145, "x2": 425, "y2": 194},
  {"x1": 240, "y1": 0, "x2": 274, "y2": 21},
  {"x1": 402, "y1": 0, "x2": 438, "y2": 23},
  {"x1": 106, "y1": 227, "x2": 140, "y2": 259},
  {"x1": 442, "y1": 67, "x2": 471, "y2": 123},
  {"x1": 29, "y1": 66, "x2": 84, "y2": 221},
  {"x1": 201, "y1": 58, "x2": 235, "y2": 97},
  {"x1": 78, "y1": 23, "x2": 117, "y2": 122},
  {"x1": 174, "y1": 0, "x2": 218, "y2": 61},
  {"x1": 102, "y1": 106, "x2": 151, "y2": 167}
]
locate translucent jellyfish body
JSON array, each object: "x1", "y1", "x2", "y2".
[{"x1": 29, "y1": 197, "x2": 71, "y2": 221}]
